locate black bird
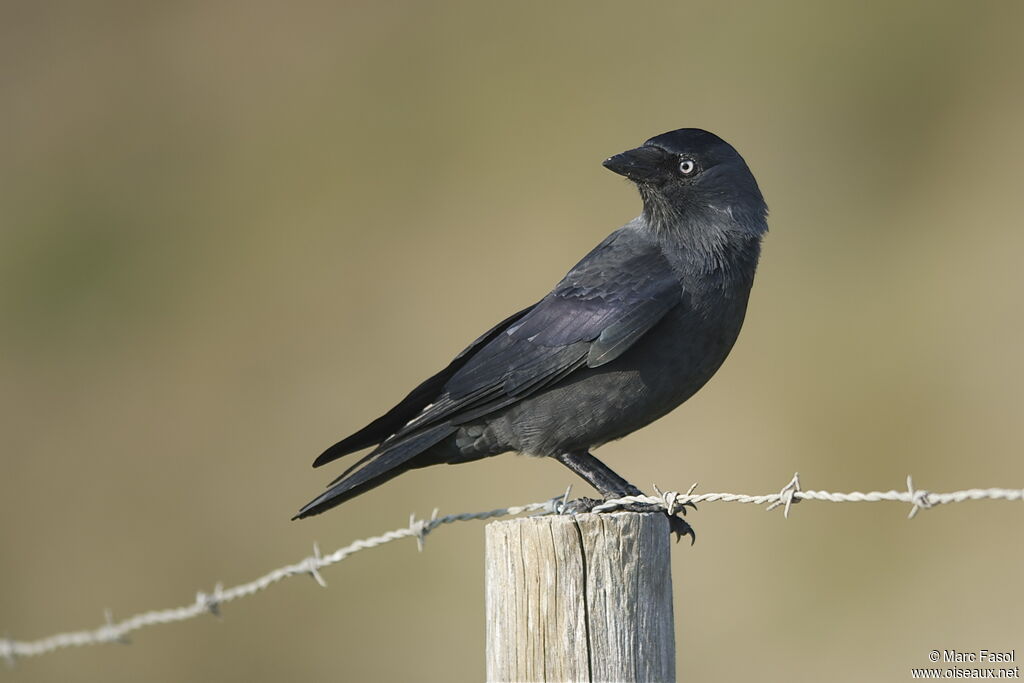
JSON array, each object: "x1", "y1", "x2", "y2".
[{"x1": 295, "y1": 128, "x2": 767, "y2": 536}]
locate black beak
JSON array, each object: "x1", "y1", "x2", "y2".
[{"x1": 602, "y1": 145, "x2": 668, "y2": 182}]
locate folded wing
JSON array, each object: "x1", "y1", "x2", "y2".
[{"x1": 296, "y1": 228, "x2": 683, "y2": 518}]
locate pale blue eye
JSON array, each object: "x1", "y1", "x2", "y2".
[{"x1": 678, "y1": 159, "x2": 696, "y2": 175}]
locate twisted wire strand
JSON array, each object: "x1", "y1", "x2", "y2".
[{"x1": 2, "y1": 474, "x2": 1020, "y2": 664}]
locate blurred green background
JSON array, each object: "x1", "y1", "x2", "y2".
[{"x1": 2, "y1": 1, "x2": 1023, "y2": 681}]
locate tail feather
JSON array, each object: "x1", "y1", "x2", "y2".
[
  {"x1": 311, "y1": 306, "x2": 536, "y2": 469},
  {"x1": 311, "y1": 379, "x2": 445, "y2": 467},
  {"x1": 294, "y1": 423, "x2": 454, "y2": 519}
]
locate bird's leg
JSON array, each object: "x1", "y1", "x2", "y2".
[
  {"x1": 554, "y1": 451, "x2": 643, "y2": 499},
  {"x1": 553, "y1": 451, "x2": 694, "y2": 543}
]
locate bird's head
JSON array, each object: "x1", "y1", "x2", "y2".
[{"x1": 603, "y1": 128, "x2": 767, "y2": 239}]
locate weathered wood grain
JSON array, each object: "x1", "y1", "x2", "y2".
[{"x1": 485, "y1": 512, "x2": 675, "y2": 683}]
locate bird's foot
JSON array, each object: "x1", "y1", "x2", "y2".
[
  {"x1": 556, "y1": 496, "x2": 696, "y2": 544},
  {"x1": 557, "y1": 496, "x2": 603, "y2": 514},
  {"x1": 610, "y1": 501, "x2": 696, "y2": 544}
]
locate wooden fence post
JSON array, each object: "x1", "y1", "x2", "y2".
[{"x1": 485, "y1": 512, "x2": 675, "y2": 683}]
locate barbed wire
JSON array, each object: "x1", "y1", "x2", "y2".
[
  {"x1": 2, "y1": 473, "x2": 1021, "y2": 666},
  {"x1": 590, "y1": 473, "x2": 1024, "y2": 519}
]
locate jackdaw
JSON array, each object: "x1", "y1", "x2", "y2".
[{"x1": 295, "y1": 128, "x2": 768, "y2": 537}]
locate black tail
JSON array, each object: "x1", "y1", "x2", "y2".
[
  {"x1": 311, "y1": 306, "x2": 534, "y2": 469},
  {"x1": 293, "y1": 423, "x2": 453, "y2": 519}
]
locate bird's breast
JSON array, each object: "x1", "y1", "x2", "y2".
[{"x1": 493, "y1": 286, "x2": 752, "y2": 457}]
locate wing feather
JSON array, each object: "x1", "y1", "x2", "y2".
[
  {"x1": 313, "y1": 305, "x2": 535, "y2": 467},
  {"x1": 386, "y1": 228, "x2": 683, "y2": 436}
]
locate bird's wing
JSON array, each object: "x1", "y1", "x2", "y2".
[
  {"x1": 390, "y1": 228, "x2": 683, "y2": 436},
  {"x1": 312, "y1": 304, "x2": 536, "y2": 467}
]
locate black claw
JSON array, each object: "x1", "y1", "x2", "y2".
[
  {"x1": 671, "y1": 501, "x2": 698, "y2": 516},
  {"x1": 668, "y1": 515, "x2": 696, "y2": 544}
]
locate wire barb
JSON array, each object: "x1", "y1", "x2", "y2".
[
  {"x1": 99, "y1": 609, "x2": 130, "y2": 646},
  {"x1": 195, "y1": 583, "x2": 225, "y2": 617},
  {"x1": 408, "y1": 508, "x2": 440, "y2": 552},
  {"x1": 652, "y1": 484, "x2": 679, "y2": 516},
  {"x1": 906, "y1": 475, "x2": 934, "y2": 519},
  {"x1": 765, "y1": 472, "x2": 802, "y2": 518},
  {"x1": 303, "y1": 543, "x2": 328, "y2": 588}
]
